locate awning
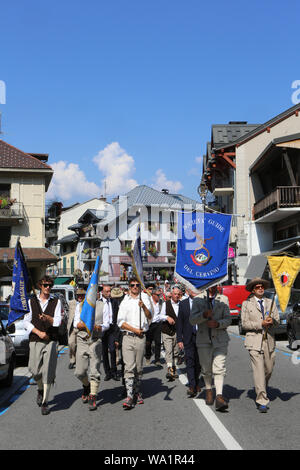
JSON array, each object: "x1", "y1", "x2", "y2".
[
  {"x1": 244, "y1": 241, "x2": 299, "y2": 279},
  {"x1": 54, "y1": 277, "x2": 72, "y2": 285}
]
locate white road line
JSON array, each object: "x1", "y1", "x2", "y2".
[{"x1": 178, "y1": 369, "x2": 243, "y2": 451}]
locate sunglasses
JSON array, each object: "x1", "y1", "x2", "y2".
[
  {"x1": 42, "y1": 284, "x2": 52, "y2": 288},
  {"x1": 130, "y1": 283, "x2": 140, "y2": 287}
]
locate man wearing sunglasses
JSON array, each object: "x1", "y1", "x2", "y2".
[
  {"x1": 24, "y1": 275, "x2": 62, "y2": 415},
  {"x1": 117, "y1": 277, "x2": 152, "y2": 409},
  {"x1": 241, "y1": 277, "x2": 280, "y2": 413}
]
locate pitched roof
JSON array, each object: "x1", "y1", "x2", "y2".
[
  {"x1": 213, "y1": 103, "x2": 300, "y2": 150},
  {"x1": 0, "y1": 140, "x2": 53, "y2": 170},
  {"x1": 123, "y1": 185, "x2": 201, "y2": 209},
  {"x1": 0, "y1": 247, "x2": 58, "y2": 263},
  {"x1": 212, "y1": 123, "x2": 260, "y2": 147}
]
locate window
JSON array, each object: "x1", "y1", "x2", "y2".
[{"x1": 0, "y1": 226, "x2": 11, "y2": 247}]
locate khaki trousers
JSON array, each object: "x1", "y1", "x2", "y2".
[
  {"x1": 162, "y1": 333, "x2": 180, "y2": 367},
  {"x1": 75, "y1": 336, "x2": 102, "y2": 385},
  {"x1": 28, "y1": 341, "x2": 58, "y2": 385},
  {"x1": 68, "y1": 329, "x2": 77, "y2": 365},
  {"x1": 122, "y1": 334, "x2": 145, "y2": 398},
  {"x1": 249, "y1": 340, "x2": 275, "y2": 406},
  {"x1": 197, "y1": 344, "x2": 228, "y2": 392}
]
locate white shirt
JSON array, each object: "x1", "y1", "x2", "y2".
[
  {"x1": 254, "y1": 296, "x2": 264, "y2": 312},
  {"x1": 160, "y1": 299, "x2": 180, "y2": 321},
  {"x1": 73, "y1": 302, "x2": 110, "y2": 332},
  {"x1": 101, "y1": 296, "x2": 113, "y2": 326},
  {"x1": 117, "y1": 292, "x2": 153, "y2": 332},
  {"x1": 151, "y1": 299, "x2": 163, "y2": 323},
  {"x1": 24, "y1": 294, "x2": 62, "y2": 334}
]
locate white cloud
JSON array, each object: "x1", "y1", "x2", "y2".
[
  {"x1": 46, "y1": 161, "x2": 101, "y2": 202},
  {"x1": 152, "y1": 169, "x2": 183, "y2": 193},
  {"x1": 93, "y1": 142, "x2": 138, "y2": 196}
]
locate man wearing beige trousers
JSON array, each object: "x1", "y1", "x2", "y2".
[
  {"x1": 117, "y1": 277, "x2": 152, "y2": 410},
  {"x1": 241, "y1": 277, "x2": 279, "y2": 413},
  {"x1": 190, "y1": 285, "x2": 231, "y2": 412}
]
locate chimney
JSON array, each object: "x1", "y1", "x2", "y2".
[{"x1": 161, "y1": 188, "x2": 169, "y2": 194}]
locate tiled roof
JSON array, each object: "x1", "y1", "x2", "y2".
[
  {"x1": 0, "y1": 248, "x2": 58, "y2": 262},
  {"x1": 0, "y1": 140, "x2": 52, "y2": 170},
  {"x1": 124, "y1": 185, "x2": 201, "y2": 209},
  {"x1": 212, "y1": 124, "x2": 260, "y2": 147}
]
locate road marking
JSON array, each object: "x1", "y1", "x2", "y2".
[{"x1": 177, "y1": 369, "x2": 243, "y2": 450}]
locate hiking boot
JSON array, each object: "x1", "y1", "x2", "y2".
[
  {"x1": 136, "y1": 393, "x2": 144, "y2": 405},
  {"x1": 82, "y1": 384, "x2": 90, "y2": 404},
  {"x1": 215, "y1": 395, "x2": 229, "y2": 411},
  {"x1": 88, "y1": 394, "x2": 97, "y2": 411},
  {"x1": 205, "y1": 389, "x2": 214, "y2": 406},
  {"x1": 187, "y1": 387, "x2": 197, "y2": 398},
  {"x1": 166, "y1": 367, "x2": 175, "y2": 381},
  {"x1": 123, "y1": 396, "x2": 134, "y2": 410},
  {"x1": 41, "y1": 402, "x2": 50, "y2": 415},
  {"x1": 36, "y1": 389, "x2": 43, "y2": 407}
]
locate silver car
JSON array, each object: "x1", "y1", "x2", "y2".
[
  {"x1": 0, "y1": 319, "x2": 16, "y2": 387},
  {"x1": 0, "y1": 303, "x2": 30, "y2": 357}
]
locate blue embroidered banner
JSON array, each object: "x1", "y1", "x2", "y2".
[
  {"x1": 8, "y1": 240, "x2": 30, "y2": 326},
  {"x1": 175, "y1": 211, "x2": 232, "y2": 291}
]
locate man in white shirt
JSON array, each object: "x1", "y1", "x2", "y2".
[
  {"x1": 145, "y1": 286, "x2": 163, "y2": 367},
  {"x1": 73, "y1": 291, "x2": 110, "y2": 411},
  {"x1": 100, "y1": 285, "x2": 120, "y2": 382},
  {"x1": 160, "y1": 286, "x2": 181, "y2": 380},
  {"x1": 117, "y1": 277, "x2": 152, "y2": 409},
  {"x1": 24, "y1": 275, "x2": 62, "y2": 416}
]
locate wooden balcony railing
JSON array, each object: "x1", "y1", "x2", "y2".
[{"x1": 253, "y1": 186, "x2": 300, "y2": 220}]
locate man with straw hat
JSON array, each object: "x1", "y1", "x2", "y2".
[{"x1": 241, "y1": 277, "x2": 280, "y2": 413}]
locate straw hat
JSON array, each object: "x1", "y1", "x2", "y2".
[{"x1": 246, "y1": 278, "x2": 270, "y2": 292}]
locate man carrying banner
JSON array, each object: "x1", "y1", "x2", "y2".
[
  {"x1": 190, "y1": 285, "x2": 231, "y2": 411},
  {"x1": 241, "y1": 277, "x2": 280, "y2": 413},
  {"x1": 117, "y1": 277, "x2": 152, "y2": 409},
  {"x1": 24, "y1": 275, "x2": 62, "y2": 415}
]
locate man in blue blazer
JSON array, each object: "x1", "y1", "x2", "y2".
[{"x1": 177, "y1": 289, "x2": 201, "y2": 398}]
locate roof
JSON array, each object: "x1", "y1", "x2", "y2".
[
  {"x1": 78, "y1": 209, "x2": 107, "y2": 223},
  {"x1": 212, "y1": 123, "x2": 260, "y2": 147},
  {"x1": 0, "y1": 140, "x2": 53, "y2": 170},
  {"x1": 55, "y1": 234, "x2": 78, "y2": 245},
  {"x1": 213, "y1": 103, "x2": 300, "y2": 150},
  {"x1": 122, "y1": 185, "x2": 201, "y2": 209},
  {"x1": 0, "y1": 247, "x2": 59, "y2": 263}
]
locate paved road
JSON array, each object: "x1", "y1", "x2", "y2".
[{"x1": 0, "y1": 327, "x2": 299, "y2": 451}]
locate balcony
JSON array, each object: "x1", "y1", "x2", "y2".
[
  {"x1": 0, "y1": 202, "x2": 26, "y2": 225},
  {"x1": 254, "y1": 186, "x2": 300, "y2": 223}
]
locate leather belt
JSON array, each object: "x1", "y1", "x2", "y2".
[{"x1": 123, "y1": 331, "x2": 144, "y2": 338}]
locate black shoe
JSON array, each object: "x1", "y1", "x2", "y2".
[
  {"x1": 112, "y1": 373, "x2": 120, "y2": 381},
  {"x1": 36, "y1": 389, "x2": 43, "y2": 407},
  {"x1": 68, "y1": 363, "x2": 75, "y2": 370},
  {"x1": 41, "y1": 402, "x2": 50, "y2": 415},
  {"x1": 104, "y1": 374, "x2": 111, "y2": 381},
  {"x1": 82, "y1": 384, "x2": 90, "y2": 403},
  {"x1": 187, "y1": 387, "x2": 197, "y2": 398}
]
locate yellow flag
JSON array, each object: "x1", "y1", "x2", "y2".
[{"x1": 267, "y1": 256, "x2": 300, "y2": 312}]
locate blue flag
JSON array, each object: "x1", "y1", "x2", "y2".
[
  {"x1": 131, "y1": 224, "x2": 145, "y2": 288},
  {"x1": 8, "y1": 241, "x2": 31, "y2": 326},
  {"x1": 175, "y1": 211, "x2": 232, "y2": 291},
  {"x1": 80, "y1": 255, "x2": 101, "y2": 336}
]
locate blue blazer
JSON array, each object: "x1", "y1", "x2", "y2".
[{"x1": 176, "y1": 297, "x2": 195, "y2": 347}]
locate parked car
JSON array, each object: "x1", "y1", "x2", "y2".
[
  {"x1": 51, "y1": 285, "x2": 76, "y2": 307},
  {"x1": 287, "y1": 299, "x2": 300, "y2": 350},
  {"x1": 238, "y1": 288, "x2": 300, "y2": 337},
  {"x1": 0, "y1": 318, "x2": 16, "y2": 387},
  {"x1": 0, "y1": 302, "x2": 30, "y2": 357},
  {"x1": 220, "y1": 285, "x2": 249, "y2": 323}
]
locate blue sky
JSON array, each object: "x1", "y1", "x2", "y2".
[{"x1": 1, "y1": 0, "x2": 300, "y2": 206}]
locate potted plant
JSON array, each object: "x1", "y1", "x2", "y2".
[{"x1": 148, "y1": 245, "x2": 157, "y2": 256}]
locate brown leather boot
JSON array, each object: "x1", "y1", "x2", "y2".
[
  {"x1": 205, "y1": 389, "x2": 214, "y2": 405},
  {"x1": 215, "y1": 395, "x2": 229, "y2": 411}
]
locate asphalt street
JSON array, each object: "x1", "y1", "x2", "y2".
[{"x1": 0, "y1": 326, "x2": 299, "y2": 451}]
